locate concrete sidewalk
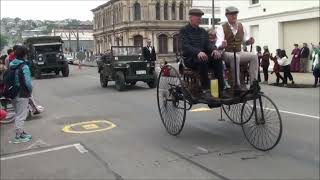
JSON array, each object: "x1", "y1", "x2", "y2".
[
  {"x1": 265, "y1": 72, "x2": 316, "y2": 86},
  {"x1": 71, "y1": 61, "x2": 317, "y2": 86}
]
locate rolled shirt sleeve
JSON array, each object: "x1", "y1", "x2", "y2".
[
  {"x1": 215, "y1": 25, "x2": 224, "y2": 48},
  {"x1": 243, "y1": 26, "x2": 250, "y2": 43}
]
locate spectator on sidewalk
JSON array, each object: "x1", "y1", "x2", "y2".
[
  {"x1": 5, "y1": 48, "x2": 16, "y2": 69},
  {"x1": 9, "y1": 45, "x2": 33, "y2": 144},
  {"x1": 279, "y1": 50, "x2": 295, "y2": 86},
  {"x1": 270, "y1": 49, "x2": 284, "y2": 85},
  {"x1": 300, "y1": 43, "x2": 310, "y2": 73},
  {"x1": 312, "y1": 44, "x2": 320, "y2": 87},
  {"x1": 290, "y1": 44, "x2": 301, "y2": 72},
  {"x1": 261, "y1": 46, "x2": 270, "y2": 83}
]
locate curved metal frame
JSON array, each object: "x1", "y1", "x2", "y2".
[{"x1": 156, "y1": 65, "x2": 283, "y2": 151}]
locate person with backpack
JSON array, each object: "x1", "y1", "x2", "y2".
[{"x1": 6, "y1": 45, "x2": 33, "y2": 143}]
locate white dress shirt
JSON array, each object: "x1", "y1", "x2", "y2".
[{"x1": 216, "y1": 22, "x2": 250, "y2": 48}]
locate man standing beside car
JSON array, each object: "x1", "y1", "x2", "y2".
[{"x1": 143, "y1": 39, "x2": 156, "y2": 62}]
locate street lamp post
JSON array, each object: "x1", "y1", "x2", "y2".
[{"x1": 212, "y1": 0, "x2": 215, "y2": 29}]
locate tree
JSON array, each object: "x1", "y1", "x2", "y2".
[
  {"x1": 0, "y1": 33, "x2": 9, "y2": 51},
  {"x1": 14, "y1": 17, "x2": 21, "y2": 24}
]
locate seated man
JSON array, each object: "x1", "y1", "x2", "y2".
[
  {"x1": 180, "y1": 9, "x2": 227, "y2": 100},
  {"x1": 216, "y1": 6, "x2": 259, "y2": 92}
]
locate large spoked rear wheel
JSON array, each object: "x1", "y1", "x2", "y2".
[
  {"x1": 242, "y1": 94, "x2": 282, "y2": 151},
  {"x1": 157, "y1": 65, "x2": 186, "y2": 136},
  {"x1": 222, "y1": 102, "x2": 253, "y2": 125}
]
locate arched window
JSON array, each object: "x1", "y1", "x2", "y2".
[
  {"x1": 173, "y1": 34, "x2": 180, "y2": 53},
  {"x1": 156, "y1": 2, "x2": 160, "y2": 20},
  {"x1": 158, "y1": 34, "x2": 168, "y2": 54},
  {"x1": 172, "y1": 2, "x2": 176, "y2": 20},
  {"x1": 134, "y1": 2, "x2": 141, "y2": 21},
  {"x1": 133, "y1": 35, "x2": 143, "y2": 46},
  {"x1": 179, "y1": 2, "x2": 184, "y2": 20},
  {"x1": 164, "y1": 1, "x2": 168, "y2": 20}
]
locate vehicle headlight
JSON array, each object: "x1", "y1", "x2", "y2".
[{"x1": 38, "y1": 57, "x2": 43, "y2": 61}]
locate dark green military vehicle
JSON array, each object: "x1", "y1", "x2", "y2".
[
  {"x1": 24, "y1": 36, "x2": 69, "y2": 79},
  {"x1": 97, "y1": 46, "x2": 157, "y2": 91}
]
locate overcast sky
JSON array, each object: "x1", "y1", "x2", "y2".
[{"x1": 0, "y1": 0, "x2": 213, "y2": 21}]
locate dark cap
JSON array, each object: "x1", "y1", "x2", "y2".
[
  {"x1": 189, "y1": 9, "x2": 204, "y2": 16},
  {"x1": 225, "y1": 6, "x2": 239, "y2": 15}
]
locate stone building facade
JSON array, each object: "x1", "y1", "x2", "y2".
[{"x1": 92, "y1": 0, "x2": 193, "y2": 61}]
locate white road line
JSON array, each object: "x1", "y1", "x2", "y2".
[
  {"x1": 74, "y1": 143, "x2": 88, "y2": 154},
  {"x1": 278, "y1": 110, "x2": 319, "y2": 119},
  {"x1": 252, "y1": 105, "x2": 320, "y2": 119},
  {"x1": 0, "y1": 143, "x2": 87, "y2": 161},
  {"x1": 196, "y1": 146, "x2": 209, "y2": 153}
]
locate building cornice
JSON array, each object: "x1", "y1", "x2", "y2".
[
  {"x1": 239, "y1": 6, "x2": 319, "y2": 22},
  {"x1": 91, "y1": 0, "x2": 121, "y2": 12}
]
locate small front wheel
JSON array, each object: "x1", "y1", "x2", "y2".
[{"x1": 242, "y1": 94, "x2": 283, "y2": 151}]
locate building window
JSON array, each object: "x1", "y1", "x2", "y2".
[
  {"x1": 133, "y1": 35, "x2": 143, "y2": 46},
  {"x1": 179, "y1": 2, "x2": 184, "y2": 20},
  {"x1": 158, "y1": 34, "x2": 168, "y2": 54},
  {"x1": 173, "y1": 34, "x2": 180, "y2": 53},
  {"x1": 172, "y1": 2, "x2": 176, "y2": 20},
  {"x1": 164, "y1": 1, "x2": 168, "y2": 20},
  {"x1": 134, "y1": 2, "x2": 141, "y2": 21},
  {"x1": 201, "y1": 18, "x2": 209, "y2": 25},
  {"x1": 250, "y1": 0, "x2": 259, "y2": 5},
  {"x1": 156, "y1": 2, "x2": 160, "y2": 20},
  {"x1": 211, "y1": 18, "x2": 221, "y2": 25}
]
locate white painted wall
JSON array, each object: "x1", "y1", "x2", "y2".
[{"x1": 218, "y1": 0, "x2": 319, "y2": 21}]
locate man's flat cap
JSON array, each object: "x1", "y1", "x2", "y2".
[
  {"x1": 225, "y1": 6, "x2": 239, "y2": 14},
  {"x1": 189, "y1": 9, "x2": 204, "y2": 16}
]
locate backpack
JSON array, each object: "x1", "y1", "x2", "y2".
[{"x1": 1, "y1": 63, "x2": 26, "y2": 99}]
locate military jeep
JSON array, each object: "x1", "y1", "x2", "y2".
[
  {"x1": 24, "y1": 36, "x2": 69, "y2": 79},
  {"x1": 97, "y1": 46, "x2": 157, "y2": 91}
]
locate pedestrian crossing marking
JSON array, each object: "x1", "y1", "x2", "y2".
[{"x1": 82, "y1": 124, "x2": 99, "y2": 130}]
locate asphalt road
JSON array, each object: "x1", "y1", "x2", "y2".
[{"x1": 1, "y1": 65, "x2": 319, "y2": 180}]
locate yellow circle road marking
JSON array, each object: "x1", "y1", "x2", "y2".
[
  {"x1": 82, "y1": 124, "x2": 99, "y2": 130},
  {"x1": 62, "y1": 120, "x2": 116, "y2": 134},
  {"x1": 190, "y1": 107, "x2": 212, "y2": 112}
]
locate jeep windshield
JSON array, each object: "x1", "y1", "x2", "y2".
[
  {"x1": 34, "y1": 43, "x2": 63, "y2": 53},
  {"x1": 112, "y1": 47, "x2": 142, "y2": 57}
]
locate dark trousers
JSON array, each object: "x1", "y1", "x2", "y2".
[
  {"x1": 275, "y1": 72, "x2": 284, "y2": 84},
  {"x1": 262, "y1": 67, "x2": 269, "y2": 81},
  {"x1": 313, "y1": 68, "x2": 320, "y2": 85},
  {"x1": 185, "y1": 58, "x2": 224, "y2": 91},
  {"x1": 282, "y1": 65, "x2": 294, "y2": 84}
]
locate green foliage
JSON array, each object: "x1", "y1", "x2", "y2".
[{"x1": 0, "y1": 33, "x2": 9, "y2": 50}]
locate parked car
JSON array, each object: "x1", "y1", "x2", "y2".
[{"x1": 64, "y1": 54, "x2": 75, "y2": 64}]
